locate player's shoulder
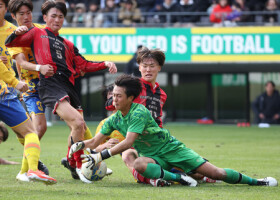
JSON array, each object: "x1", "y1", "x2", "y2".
[
  {"x1": 4, "y1": 20, "x2": 17, "y2": 32},
  {"x1": 131, "y1": 103, "x2": 149, "y2": 115},
  {"x1": 33, "y1": 23, "x2": 46, "y2": 29}
]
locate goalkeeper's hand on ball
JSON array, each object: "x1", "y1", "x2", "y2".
[
  {"x1": 81, "y1": 148, "x2": 112, "y2": 169},
  {"x1": 68, "y1": 142, "x2": 85, "y2": 159},
  {"x1": 81, "y1": 150, "x2": 102, "y2": 169}
]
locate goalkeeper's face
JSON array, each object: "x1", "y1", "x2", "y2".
[
  {"x1": 112, "y1": 86, "x2": 134, "y2": 114},
  {"x1": 139, "y1": 58, "x2": 161, "y2": 85}
]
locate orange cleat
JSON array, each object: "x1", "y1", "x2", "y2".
[{"x1": 27, "y1": 169, "x2": 57, "y2": 185}]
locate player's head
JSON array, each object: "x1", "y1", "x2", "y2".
[
  {"x1": 41, "y1": 0, "x2": 66, "y2": 33},
  {"x1": 113, "y1": 74, "x2": 141, "y2": 111},
  {"x1": 0, "y1": 0, "x2": 8, "y2": 22},
  {"x1": 102, "y1": 84, "x2": 114, "y2": 101},
  {"x1": 265, "y1": 80, "x2": 275, "y2": 96},
  {"x1": 137, "y1": 47, "x2": 165, "y2": 85},
  {"x1": 8, "y1": 0, "x2": 33, "y2": 28},
  {"x1": 0, "y1": 122, "x2": 9, "y2": 144}
]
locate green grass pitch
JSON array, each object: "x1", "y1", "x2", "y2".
[{"x1": 0, "y1": 123, "x2": 279, "y2": 200}]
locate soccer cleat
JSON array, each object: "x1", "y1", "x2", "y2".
[
  {"x1": 149, "y1": 179, "x2": 171, "y2": 187},
  {"x1": 61, "y1": 157, "x2": 79, "y2": 179},
  {"x1": 106, "y1": 167, "x2": 113, "y2": 176},
  {"x1": 257, "y1": 177, "x2": 278, "y2": 186},
  {"x1": 38, "y1": 160, "x2": 49, "y2": 175},
  {"x1": 16, "y1": 172, "x2": 30, "y2": 182},
  {"x1": 27, "y1": 169, "x2": 57, "y2": 185},
  {"x1": 76, "y1": 168, "x2": 92, "y2": 184},
  {"x1": 179, "y1": 174, "x2": 198, "y2": 187}
]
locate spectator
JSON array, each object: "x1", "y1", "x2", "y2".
[
  {"x1": 96, "y1": 0, "x2": 119, "y2": 27},
  {"x1": 124, "y1": 45, "x2": 143, "y2": 77},
  {"x1": 252, "y1": 81, "x2": 280, "y2": 124},
  {"x1": 263, "y1": 0, "x2": 279, "y2": 23},
  {"x1": 100, "y1": 0, "x2": 120, "y2": 9},
  {"x1": 85, "y1": 1, "x2": 100, "y2": 27},
  {"x1": 246, "y1": 0, "x2": 266, "y2": 11},
  {"x1": 72, "y1": 3, "x2": 87, "y2": 27},
  {"x1": 118, "y1": 0, "x2": 142, "y2": 27},
  {"x1": 234, "y1": 0, "x2": 253, "y2": 22},
  {"x1": 209, "y1": 0, "x2": 232, "y2": 24},
  {"x1": 179, "y1": 0, "x2": 198, "y2": 24},
  {"x1": 136, "y1": 0, "x2": 156, "y2": 12},
  {"x1": 0, "y1": 122, "x2": 20, "y2": 165},
  {"x1": 226, "y1": 2, "x2": 242, "y2": 22},
  {"x1": 207, "y1": 0, "x2": 218, "y2": 14},
  {"x1": 159, "y1": 0, "x2": 181, "y2": 25}
]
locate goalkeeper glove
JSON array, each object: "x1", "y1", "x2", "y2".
[
  {"x1": 68, "y1": 141, "x2": 85, "y2": 159},
  {"x1": 81, "y1": 149, "x2": 112, "y2": 168}
]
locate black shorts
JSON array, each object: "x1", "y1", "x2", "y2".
[{"x1": 38, "y1": 74, "x2": 82, "y2": 114}]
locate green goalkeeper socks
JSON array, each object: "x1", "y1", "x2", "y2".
[
  {"x1": 224, "y1": 168, "x2": 258, "y2": 185},
  {"x1": 142, "y1": 163, "x2": 181, "y2": 181}
]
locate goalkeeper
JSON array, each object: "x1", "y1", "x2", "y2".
[{"x1": 69, "y1": 74, "x2": 277, "y2": 187}]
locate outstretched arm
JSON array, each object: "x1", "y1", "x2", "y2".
[
  {"x1": 73, "y1": 46, "x2": 117, "y2": 75},
  {"x1": 5, "y1": 26, "x2": 36, "y2": 48}
]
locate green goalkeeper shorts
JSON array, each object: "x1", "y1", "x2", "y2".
[{"x1": 142, "y1": 139, "x2": 206, "y2": 174}]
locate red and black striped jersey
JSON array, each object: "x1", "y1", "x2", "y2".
[
  {"x1": 5, "y1": 27, "x2": 106, "y2": 85},
  {"x1": 134, "y1": 78, "x2": 167, "y2": 128}
]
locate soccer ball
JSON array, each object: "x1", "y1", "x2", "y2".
[{"x1": 81, "y1": 161, "x2": 107, "y2": 181}]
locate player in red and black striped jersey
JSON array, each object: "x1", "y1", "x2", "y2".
[{"x1": 5, "y1": 0, "x2": 117, "y2": 183}]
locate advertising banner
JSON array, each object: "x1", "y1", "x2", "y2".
[{"x1": 60, "y1": 27, "x2": 280, "y2": 63}]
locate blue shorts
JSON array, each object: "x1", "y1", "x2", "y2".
[
  {"x1": 0, "y1": 93, "x2": 29, "y2": 128},
  {"x1": 23, "y1": 95, "x2": 45, "y2": 115}
]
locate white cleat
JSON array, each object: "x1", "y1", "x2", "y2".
[
  {"x1": 106, "y1": 167, "x2": 113, "y2": 176},
  {"x1": 76, "y1": 168, "x2": 92, "y2": 184},
  {"x1": 179, "y1": 174, "x2": 198, "y2": 187},
  {"x1": 16, "y1": 172, "x2": 30, "y2": 182},
  {"x1": 257, "y1": 177, "x2": 278, "y2": 187}
]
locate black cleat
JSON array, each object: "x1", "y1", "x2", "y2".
[
  {"x1": 38, "y1": 160, "x2": 49, "y2": 175},
  {"x1": 61, "y1": 157, "x2": 79, "y2": 179}
]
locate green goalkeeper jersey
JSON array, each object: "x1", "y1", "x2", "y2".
[{"x1": 100, "y1": 103, "x2": 181, "y2": 156}]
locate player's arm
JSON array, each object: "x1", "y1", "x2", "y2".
[
  {"x1": 5, "y1": 26, "x2": 36, "y2": 48},
  {"x1": 73, "y1": 45, "x2": 117, "y2": 74},
  {"x1": 80, "y1": 132, "x2": 138, "y2": 168},
  {"x1": 14, "y1": 53, "x2": 54, "y2": 76},
  {"x1": 0, "y1": 61, "x2": 28, "y2": 92}
]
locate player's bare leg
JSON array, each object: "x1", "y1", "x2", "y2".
[
  {"x1": 56, "y1": 100, "x2": 88, "y2": 182},
  {"x1": 134, "y1": 157, "x2": 197, "y2": 187},
  {"x1": 195, "y1": 162, "x2": 277, "y2": 186},
  {"x1": 122, "y1": 149, "x2": 170, "y2": 187}
]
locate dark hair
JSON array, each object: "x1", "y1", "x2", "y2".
[
  {"x1": 114, "y1": 74, "x2": 142, "y2": 100},
  {"x1": 136, "y1": 47, "x2": 165, "y2": 67},
  {"x1": 266, "y1": 81, "x2": 275, "y2": 87},
  {"x1": 8, "y1": 0, "x2": 33, "y2": 15},
  {"x1": 102, "y1": 84, "x2": 114, "y2": 101},
  {"x1": 2, "y1": 0, "x2": 9, "y2": 7},
  {"x1": 0, "y1": 122, "x2": 9, "y2": 142},
  {"x1": 41, "y1": 0, "x2": 67, "y2": 16}
]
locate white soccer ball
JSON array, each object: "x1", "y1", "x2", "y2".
[{"x1": 81, "y1": 161, "x2": 107, "y2": 181}]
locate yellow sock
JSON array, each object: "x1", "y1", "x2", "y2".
[
  {"x1": 84, "y1": 126, "x2": 93, "y2": 140},
  {"x1": 24, "y1": 133, "x2": 40, "y2": 171},
  {"x1": 20, "y1": 154, "x2": 29, "y2": 174},
  {"x1": 17, "y1": 137, "x2": 25, "y2": 146}
]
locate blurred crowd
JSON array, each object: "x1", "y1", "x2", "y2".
[{"x1": 34, "y1": 0, "x2": 280, "y2": 27}]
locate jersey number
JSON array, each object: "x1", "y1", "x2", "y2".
[{"x1": 56, "y1": 50, "x2": 62, "y2": 59}]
